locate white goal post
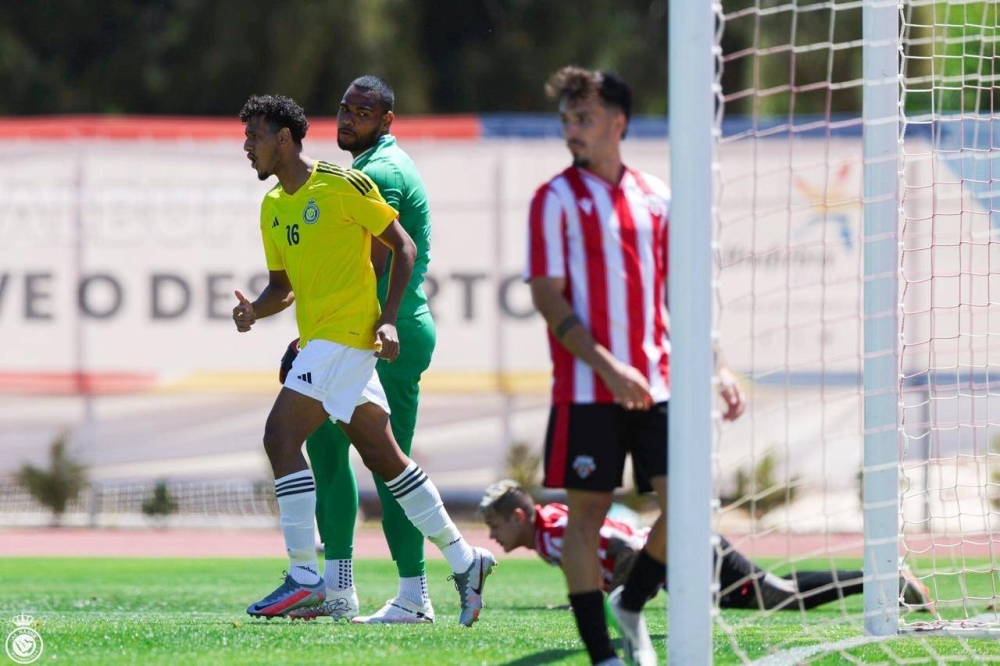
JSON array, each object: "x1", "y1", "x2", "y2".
[{"x1": 669, "y1": 0, "x2": 1000, "y2": 662}]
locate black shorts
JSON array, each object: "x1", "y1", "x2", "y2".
[{"x1": 542, "y1": 401, "x2": 668, "y2": 493}]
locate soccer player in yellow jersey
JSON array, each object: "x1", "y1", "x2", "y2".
[{"x1": 234, "y1": 94, "x2": 495, "y2": 625}]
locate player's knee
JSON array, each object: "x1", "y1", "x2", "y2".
[
  {"x1": 356, "y1": 439, "x2": 407, "y2": 479},
  {"x1": 262, "y1": 415, "x2": 299, "y2": 455},
  {"x1": 262, "y1": 419, "x2": 280, "y2": 449}
]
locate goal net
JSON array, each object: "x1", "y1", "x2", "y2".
[
  {"x1": 677, "y1": 0, "x2": 1000, "y2": 662},
  {"x1": 899, "y1": 0, "x2": 1000, "y2": 637}
]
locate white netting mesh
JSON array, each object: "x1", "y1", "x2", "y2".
[
  {"x1": 710, "y1": 0, "x2": 1000, "y2": 661},
  {"x1": 899, "y1": 0, "x2": 1000, "y2": 630}
]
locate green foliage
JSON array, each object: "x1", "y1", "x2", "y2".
[
  {"x1": 720, "y1": 0, "x2": 865, "y2": 117},
  {"x1": 505, "y1": 441, "x2": 542, "y2": 495},
  {"x1": 14, "y1": 432, "x2": 88, "y2": 525},
  {"x1": 141, "y1": 481, "x2": 179, "y2": 519},
  {"x1": 0, "y1": 1, "x2": 989, "y2": 117},
  {"x1": 733, "y1": 452, "x2": 798, "y2": 520},
  {"x1": 0, "y1": 1, "x2": 668, "y2": 115},
  {"x1": 902, "y1": 2, "x2": 998, "y2": 115}
]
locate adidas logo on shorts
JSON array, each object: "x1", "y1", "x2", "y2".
[{"x1": 297, "y1": 372, "x2": 312, "y2": 384}]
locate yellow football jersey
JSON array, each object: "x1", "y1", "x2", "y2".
[{"x1": 259, "y1": 160, "x2": 398, "y2": 349}]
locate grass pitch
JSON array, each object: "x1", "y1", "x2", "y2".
[{"x1": 1, "y1": 557, "x2": 999, "y2": 664}]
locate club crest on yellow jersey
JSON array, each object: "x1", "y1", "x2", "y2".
[{"x1": 303, "y1": 198, "x2": 319, "y2": 225}]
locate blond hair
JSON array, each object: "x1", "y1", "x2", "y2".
[{"x1": 479, "y1": 479, "x2": 533, "y2": 517}]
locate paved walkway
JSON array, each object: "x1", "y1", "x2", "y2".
[
  {"x1": 2, "y1": 527, "x2": 993, "y2": 561},
  {"x1": 0, "y1": 526, "x2": 532, "y2": 559}
]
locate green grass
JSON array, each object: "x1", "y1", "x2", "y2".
[
  {"x1": 0, "y1": 558, "x2": 621, "y2": 665},
  {"x1": 1, "y1": 557, "x2": 1000, "y2": 664}
]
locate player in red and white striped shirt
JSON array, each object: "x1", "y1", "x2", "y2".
[
  {"x1": 479, "y1": 480, "x2": 935, "y2": 615},
  {"x1": 481, "y1": 481, "x2": 648, "y2": 592},
  {"x1": 526, "y1": 138, "x2": 671, "y2": 407},
  {"x1": 525, "y1": 66, "x2": 746, "y2": 666},
  {"x1": 530, "y1": 503, "x2": 647, "y2": 590}
]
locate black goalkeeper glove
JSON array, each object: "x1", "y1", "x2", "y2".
[{"x1": 278, "y1": 338, "x2": 300, "y2": 384}]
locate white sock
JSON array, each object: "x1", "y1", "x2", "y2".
[
  {"x1": 384, "y1": 462, "x2": 476, "y2": 573},
  {"x1": 275, "y1": 470, "x2": 320, "y2": 585},
  {"x1": 398, "y1": 575, "x2": 429, "y2": 605},
  {"x1": 324, "y1": 559, "x2": 353, "y2": 590}
]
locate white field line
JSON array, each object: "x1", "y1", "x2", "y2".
[{"x1": 751, "y1": 635, "x2": 895, "y2": 666}]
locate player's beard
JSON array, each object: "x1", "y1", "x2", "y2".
[
  {"x1": 254, "y1": 155, "x2": 275, "y2": 180},
  {"x1": 338, "y1": 127, "x2": 378, "y2": 153},
  {"x1": 569, "y1": 141, "x2": 590, "y2": 169}
]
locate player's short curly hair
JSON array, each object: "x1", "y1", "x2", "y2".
[
  {"x1": 239, "y1": 94, "x2": 309, "y2": 144},
  {"x1": 545, "y1": 66, "x2": 632, "y2": 138},
  {"x1": 479, "y1": 479, "x2": 534, "y2": 517},
  {"x1": 350, "y1": 75, "x2": 395, "y2": 113}
]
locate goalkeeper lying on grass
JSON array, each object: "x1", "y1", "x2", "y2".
[{"x1": 480, "y1": 480, "x2": 935, "y2": 613}]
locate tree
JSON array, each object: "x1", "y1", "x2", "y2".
[
  {"x1": 0, "y1": 1, "x2": 670, "y2": 115},
  {"x1": 505, "y1": 441, "x2": 542, "y2": 495},
  {"x1": 15, "y1": 432, "x2": 88, "y2": 526},
  {"x1": 142, "y1": 480, "x2": 179, "y2": 525},
  {"x1": 733, "y1": 452, "x2": 798, "y2": 520}
]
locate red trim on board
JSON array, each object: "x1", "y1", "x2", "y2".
[
  {"x1": 0, "y1": 372, "x2": 157, "y2": 395},
  {"x1": 0, "y1": 115, "x2": 482, "y2": 140}
]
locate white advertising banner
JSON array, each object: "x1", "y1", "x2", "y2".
[{"x1": 0, "y1": 133, "x2": 946, "y2": 394}]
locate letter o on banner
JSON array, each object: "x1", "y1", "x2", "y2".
[
  {"x1": 79, "y1": 273, "x2": 123, "y2": 319},
  {"x1": 498, "y1": 275, "x2": 535, "y2": 320}
]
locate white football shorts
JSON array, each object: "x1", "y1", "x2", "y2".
[{"x1": 283, "y1": 339, "x2": 390, "y2": 423}]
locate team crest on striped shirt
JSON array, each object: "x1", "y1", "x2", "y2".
[
  {"x1": 572, "y1": 455, "x2": 597, "y2": 479},
  {"x1": 303, "y1": 198, "x2": 319, "y2": 224},
  {"x1": 646, "y1": 194, "x2": 666, "y2": 218}
]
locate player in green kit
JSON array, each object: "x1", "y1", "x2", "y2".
[{"x1": 283, "y1": 76, "x2": 439, "y2": 624}]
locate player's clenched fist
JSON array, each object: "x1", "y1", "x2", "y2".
[
  {"x1": 232, "y1": 290, "x2": 256, "y2": 332},
  {"x1": 374, "y1": 321, "x2": 399, "y2": 362}
]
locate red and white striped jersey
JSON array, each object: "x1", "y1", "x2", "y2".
[
  {"x1": 533, "y1": 502, "x2": 649, "y2": 591},
  {"x1": 525, "y1": 165, "x2": 671, "y2": 405}
]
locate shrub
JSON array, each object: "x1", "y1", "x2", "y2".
[
  {"x1": 15, "y1": 432, "x2": 88, "y2": 526},
  {"x1": 733, "y1": 452, "x2": 798, "y2": 520},
  {"x1": 142, "y1": 480, "x2": 179, "y2": 520},
  {"x1": 506, "y1": 441, "x2": 542, "y2": 495}
]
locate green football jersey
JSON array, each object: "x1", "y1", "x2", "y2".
[{"x1": 352, "y1": 134, "x2": 431, "y2": 318}]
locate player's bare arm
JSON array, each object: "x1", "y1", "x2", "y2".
[
  {"x1": 372, "y1": 219, "x2": 415, "y2": 361},
  {"x1": 231, "y1": 269, "x2": 294, "y2": 332},
  {"x1": 529, "y1": 276, "x2": 652, "y2": 410},
  {"x1": 370, "y1": 237, "x2": 391, "y2": 280}
]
